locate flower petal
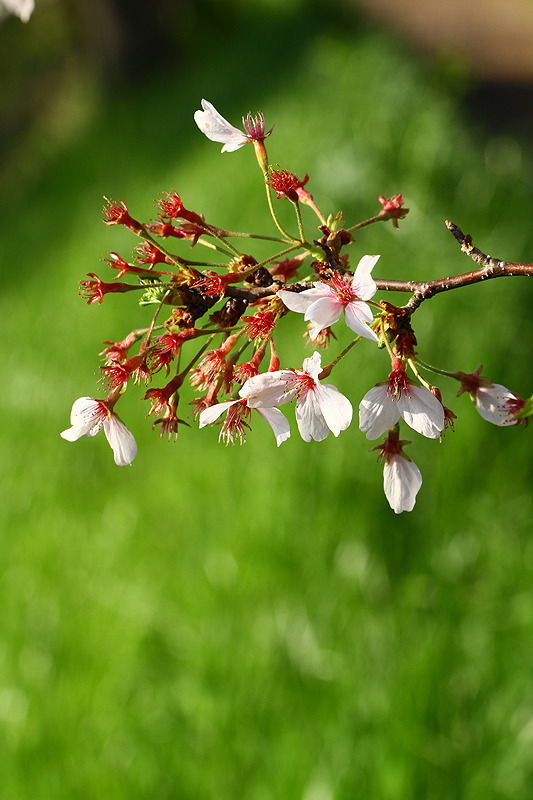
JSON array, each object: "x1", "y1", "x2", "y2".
[
  {"x1": 359, "y1": 386, "x2": 400, "y2": 440},
  {"x1": 475, "y1": 384, "x2": 519, "y2": 426},
  {"x1": 295, "y1": 390, "x2": 330, "y2": 442},
  {"x1": 199, "y1": 400, "x2": 238, "y2": 428},
  {"x1": 276, "y1": 289, "x2": 314, "y2": 314},
  {"x1": 240, "y1": 370, "x2": 296, "y2": 408},
  {"x1": 103, "y1": 415, "x2": 137, "y2": 466},
  {"x1": 60, "y1": 397, "x2": 104, "y2": 440},
  {"x1": 344, "y1": 301, "x2": 379, "y2": 342},
  {"x1": 60, "y1": 425, "x2": 86, "y2": 442},
  {"x1": 301, "y1": 351, "x2": 323, "y2": 382},
  {"x1": 68, "y1": 396, "x2": 98, "y2": 425},
  {"x1": 303, "y1": 295, "x2": 343, "y2": 339},
  {"x1": 194, "y1": 99, "x2": 249, "y2": 153},
  {"x1": 398, "y1": 385, "x2": 444, "y2": 438},
  {"x1": 1, "y1": 0, "x2": 34, "y2": 22},
  {"x1": 255, "y1": 407, "x2": 291, "y2": 446},
  {"x1": 384, "y1": 454, "x2": 422, "y2": 513},
  {"x1": 351, "y1": 254, "x2": 379, "y2": 300},
  {"x1": 314, "y1": 383, "x2": 353, "y2": 437}
]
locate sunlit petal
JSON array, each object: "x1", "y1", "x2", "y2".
[
  {"x1": 383, "y1": 455, "x2": 422, "y2": 513},
  {"x1": 194, "y1": 99, "x2": 249, "y2": 152},
  {"x1": 256, "y1": 407, "x2": 291, "y2": 446}
]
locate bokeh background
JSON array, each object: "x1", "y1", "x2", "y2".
[{"x1": 2, "y1": 0, "x2": 533, "y2": 797}]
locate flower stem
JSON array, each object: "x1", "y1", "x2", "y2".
[
  {"x1": 291, "y1": 199, "x2": 306, "y2": 243},
  {"x1": 346, "y1": 214, "x2": 383, "y2": 233},
  {"x1": 264, "y1": 180, "x2": 301, "y2": 243},
  {"x1": 407, "y1": 358, "x2": 433, "y2": 390},
  {"x1": 319, "y1": 336, "x2": 361, "y2": 378},
  {"x1": 201, "y1": 224, "x2": 244, "y2": 258},
  {"x1": 141, "y1": 290, "x2": 171, "y2": 349},
  {"x1": 379, "y1": 317, "x2": 395, "y2": 361},
  {"x1": 210, "y1": 228, "x2": 288, "y2": 244},
  {"x1": 178, "y1": 334, "x2": 217, "y2": 380},
  {"x1": 414, "y1": 356, "x2": 459, "y2": 381}
]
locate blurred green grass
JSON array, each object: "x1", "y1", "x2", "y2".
[{"x1": 2, "y1": 2, "x2": 533, "y2": 798}]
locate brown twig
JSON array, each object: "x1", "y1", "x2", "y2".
[
  {"x1": 223, "y1": 221, "x2": 533, "y2": 309},
  {"x1": 402, "y1": 221, "x2": 533, "y2": 311}
]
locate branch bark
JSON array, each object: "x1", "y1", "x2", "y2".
[{"x1": 223, "y1": 221, "x2": 533, "y2": 309}]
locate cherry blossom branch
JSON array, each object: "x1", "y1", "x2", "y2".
[
  {"x1": 222, "y1": 221, "x2": 533, "y2": 309},
  {"x1": 403, "y1": 221, "x2": 533, "y2": 311},
  {"x1": 64, "y1": 100, "x2": 533, "y2": 513}
]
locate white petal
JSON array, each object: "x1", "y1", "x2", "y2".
[
  {"x1": 344, "y1": 301, "x2": 379, "y2": 342},
  {"x1": 199, "y1": 400, "x2": 238, "y2": 428},
  {"x1": 304, "y1": 295, "x2": 343, "y2": 339},
  {"x1": 351, "y1": 255, "x2": 379, "y2": 300},
  {"x1": 383, "y1": 455, "x2": 422, "y2": 513},
  {"x1": 315, "y1": 383, "x2": 353, "y2": 436},
  {"x1": 69, "y1": 396, "x2": 98, "y2": 425},
  {"x1": 276, "y1": 289, "x2": 314, "y2": 313},
  {"x1": 60, "y1": 397, "x2": 104, "y2": 440},
  {"x1": 301, "y1": 351, "x2": 322, "y2": 381},
  {"x1": 398, "y1": 385, "x2": 444, "y2": 438},
  {"x1": 1, "y1": 0, "x2": 34, "y2": 21},
  {"x1": 295, "y1": 390, "x2": 330, "y2": 442},
  {"x1": 475, "y1": 384, "x2": 518, "y2": 426},
  {"x1": 240, "y1": 371, "x2": 296, "y2": 408},
  {"x1": 60, "y1": 425, "x2": 87, "y2": 442},
  {"x1": 194, "y1": 99, "x2": 249, "y2": 152},
  {"x1": 359, "y1": 385, "x2": 400, "y2": 440},
  {"x1": 103, "y1": 415, "x2": 137, "y2": 466},
  {"x1": 255, "y1": 407, "x2": 291, "y2": 446}
]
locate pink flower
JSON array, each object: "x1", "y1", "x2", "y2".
[
  {"x1": 199, "y1": 398, "x2": 290, "y2": 446},
  {"x1": 373, "y1": 429, "x2": 422, "y2": 513},
  {"x1": 194, "y1": 99, "x2": 271, "y2": 153},
  {"x1": 60, "y1": 397, "x2": 137, "y2": 466},
  {"x1": 457, "y1": 366, "x2": 525, "y2": 426},
  {"x1": 277, "y1": 255, "x2": 380, "y2": 342},
  {"x1": 359, "y1": 360, "x2": 444, "y2": 440},
  {"x1": 240, "y1": 351, "x2": 352, "y2": 442}
]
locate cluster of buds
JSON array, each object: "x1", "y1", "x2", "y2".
[{"x1": 62, "y1": 99, "x2": 532, "y2": 513}]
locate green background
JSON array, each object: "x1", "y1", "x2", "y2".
[{"x1": 1, "y1": 1, "x2": 533, "y2": 797}]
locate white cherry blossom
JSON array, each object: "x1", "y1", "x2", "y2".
[
  {"x1": 194, "y1": 99, "x2": 250, "y2": 153},
  {"x1": 456, "y1": 366, "x2": 524, "y2": 426},
  {"x1": 475, "y1": 384, "x2": 524, "y2": 426},
  {"x1": 359, "y1": 361, "x2": 444, "y2": 440},
  {"x1": 240, "y1": 351, "x2": 352, "y2": 442},
  {"x1": 277, "y1": 255, "x2": 380, "y2": 342},
  {"x1": 199, "y1": 398, "x2": 290, "y2": 446},
  {"x1": 60, "y1": 397, "x2": 137, "y2": 466}
]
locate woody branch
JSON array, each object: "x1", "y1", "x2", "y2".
[{"x1": 223, "y1": 221, "x2": 533, "y2": 309}]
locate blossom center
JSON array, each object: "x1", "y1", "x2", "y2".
[
  {"x1": 330, "y1": 274, "x2": 356, "y2": 304},
  {"x1": 82, "y1": 401, "x2": 109, "y2": 426},
  {"x1": 286, "y1": 371, "x2": 316, "y2": 399},
  {"x1": 386, "y1": 365, "x2": 412, "y2": 401},
  {"x1": 222, "y1": 399, "x2": 251, "y2": 445}
]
